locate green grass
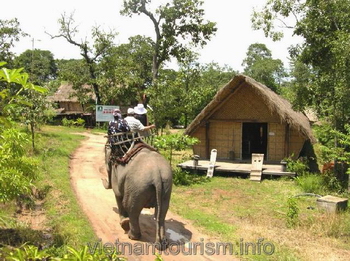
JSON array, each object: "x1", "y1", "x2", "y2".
[
  {"x1": 170, "y1": 175, "x2": 350, "y2": 260},
  {"x1": 34, "y1": 126, "x2": 97, "y2": 247},
  {"x1": 0, "y1": 125, "x2": 98, "y2": 257},
  {"x1": 2, "y1": 126, "x2": 350, "y2": 260}
]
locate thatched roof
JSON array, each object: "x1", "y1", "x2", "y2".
[
  {"x1": 48, "y1": 83, "x2": 95, "y2": 102},
  {"x1": 185, "y1": 74, "x2": 316, "y2": 143}
]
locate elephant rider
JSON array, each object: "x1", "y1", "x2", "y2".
[
  {"x1": 104, "y1": 109, "x2": 130, "y2": 189},
  {"x1": 107, "y1": 109, "x2": 130, "y2": 153},
  {"x1": 134, "y1": 103, "x2": 148, "y2": 126},
  {"x1": 124, "y1": 107, "x2": 155, "y2": 134}
]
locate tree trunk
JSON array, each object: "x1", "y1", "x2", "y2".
[
  {"x1": 92, "y1": 82, "x2": 101, "y2": 104},
  {"x1": 30, "y1": 122, "x2": 35, "y2": 150}
]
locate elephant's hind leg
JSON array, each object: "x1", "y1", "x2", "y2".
[
  {"x1": 115, "y1": 194, "x2": 130, "y2": 231},
  {"x1": 120, "y1": 218, "x2": 130, "y2": 231},
  {"x1": 155, "y1": 198, "x2": 170, "y2": 250},
  {"x1": 128, "y1": 205, "x2": 142, "y2": 240}
]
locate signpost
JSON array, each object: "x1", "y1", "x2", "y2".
[{"x1": 96, "y1": 105, "x2": 120, "y2": 122}]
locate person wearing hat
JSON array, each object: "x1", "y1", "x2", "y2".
[
  {"x1": 104, "y1": 108, "x2": 130, "y2": 189},
  {"x1": 134, "y1": 103, "x2": 148, "y2": 126},
  {"x1": 125, "y1": 107, "x2": 155, "y2": 133},
  {"x1": 108, "y1": 108, "x2": 130, "y2": 135}
]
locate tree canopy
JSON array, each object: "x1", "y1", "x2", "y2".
[
  {"x1": 253, "y1": 0, "x2": 350, "y2": 182},
  {"x1": 0, "y1": 19, "x2": 27, "y2": 66},
  {"x1": 242, "y1": 43, "x2": 286, "y2": 92},
  {"x1": 48, "y1": 12, "x2": 118, "y2": 104},
  {"x1": 252, "y1": 0, "x2": 350, "y2": 131},
  {"x1": 121, "y1": 0, "x2": 217, "y2": 81},
  {"x1": 14, "y1": 49, "x2": 57, "y2": 85},
  {"x1": 98, "y1": 35, "x2": 154, "y2": 105}
]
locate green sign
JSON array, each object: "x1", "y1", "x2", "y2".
[{"x1": 96, "y1": 105, "x2": 120, "y2": 122}]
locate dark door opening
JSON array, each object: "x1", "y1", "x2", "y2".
[{"x1": 242, "y1": 123, "x2": 267, "y2": 160}]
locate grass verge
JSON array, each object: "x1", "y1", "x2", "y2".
[
  {"x1": 34, "y1": 125, "x2": 97, "y2": 247},
  {"x1": 170, "y1": 174, "x2": 350, "y2": 260}
]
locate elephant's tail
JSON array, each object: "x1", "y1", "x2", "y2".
[{"x1": 154, "y1": 176, "x2": 163, "y2": 223}]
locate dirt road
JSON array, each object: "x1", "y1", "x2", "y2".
[{"x1": 69, "y1": 132, "x2": 236, "y2": 261}]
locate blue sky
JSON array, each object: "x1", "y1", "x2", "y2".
[{"x1": 1, "y1": 0, "x2": 302, "y2": 72}]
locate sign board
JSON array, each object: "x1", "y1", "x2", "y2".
[{"x1": 96, "y1": 105, "x2": 120, "y2": 122}]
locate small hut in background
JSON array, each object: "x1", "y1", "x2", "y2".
[
  {"x1": 48, "y1": 83, "x2": 96, "y2": 126},
  {"x1": 185, "y1": 74, "x2": 315, "y2": 163}
]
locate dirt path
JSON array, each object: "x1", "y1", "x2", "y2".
[{"x1": 69, "y1": 132, "x2": 236, "y2": 261}]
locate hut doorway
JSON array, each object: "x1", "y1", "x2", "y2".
[{"x1": 242, "y1": 123, "x2": 267, "y2": 160}]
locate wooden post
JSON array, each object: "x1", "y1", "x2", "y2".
[
  {"x1": 205, "y1": 121, "x2": 210, "y2": 159},
  {"x1": 284, "y1": 124, "x2": 290, "y2": 158}
]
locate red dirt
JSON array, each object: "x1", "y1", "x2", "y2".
[{"x1": 69, "y1": 132, "x2": 237, "y2": 261}]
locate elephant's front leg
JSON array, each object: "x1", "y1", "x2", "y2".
[{"x1": 115, "y1": 195, "x2": 130, "y2": 231}]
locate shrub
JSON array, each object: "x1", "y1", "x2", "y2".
[
  {"x1": 284, "y1": 156, "x2": 309, "y2": 175},
  {"x1": 295, "y1": 174, "x2": 324, "y2": 195},
  {"x1": 172, "y1": 168, "x2": 208, "y2": 186},
  {"x1": 62, "y1": 118, "x2": 74, "y2": 127},
  {"x1": 322, "y1": 170, "x2": 344, "y2": 194},
  {"x1": 286, "y1": 197, "x2": 299, "y2": 228},
  {"x1": 0, "y1": 128, "x2": 39, "y2": 202},
  {"x1": 74, "y1": 118, "x2": 85, "y2": 127},
  {"x1": 0, "y1": 245, "x2": 125, "y2": 260},
  {"x1": 154, "y1": 133, "x2": 198, "y2": 165}
]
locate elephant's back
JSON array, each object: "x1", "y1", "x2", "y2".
[
  {"x1": 126, "y1": 148, "x2": 172, "y2": 181},
  {"x1": 117, "y1": 147, "x2": 172, "y2": 208},
  {"x1": 132, "y1": 148, "x2": 169, "y2": 167}
]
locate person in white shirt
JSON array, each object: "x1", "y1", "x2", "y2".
[
  {"x1": 134, "y1": 103, "x2": 148, "y2": 126},
  {"x1": 124, "y1": 108, "x2": 155, "y2": 132}
]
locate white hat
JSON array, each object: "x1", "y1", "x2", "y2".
[
  {"x1": 134, "y1": 103, "x2": 147, "y2": 114},
  {"x1": 127, "y1": 108, "x2": 135, "y2": 114}
]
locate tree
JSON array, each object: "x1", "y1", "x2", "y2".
[
  {"x1": 284, "y1": 57, "x2": 314, "y2": 111},
  {"x1": 48, "y1": 13, "x2": 118, "y2": 104},
  {"x1": 147, "y1": 61, "x2": 235, "y2": 129},
  {"x1": 146, "y1": 68, "x2": 180, "y2": 128},
  {"x1": 0, "y1": 61, "x2": 50, "y2": 149},
  {"x1": 193, "y1": 62, "x2": 236, "y2": 117},
  {"x1": 252, "y1": 0, "x2": 350, "y2": 130},
  {"x1": 14, "y1": 49, "x2": 57, "y2": 85},
  {"x1": 19, "y1": 88, "x2": 55, "y2": 149},
  {"x1": 98, "y1": 35, "x2": 154, "y2": 105},
  {"x1": 0, "y1": 62, "x2": 45, "y2": 202},
  {"x1": 0, "y1": 62, "x2": 47, "y2": 125},
  {"x1": 121, "y1": 0, "x2": 217, "y2": 82},
  {"x1": 252, "y1": 0, "x2": 350, "y2": 187},
  {"x1": 242, "y1": 43, "x2": 286, "y2": 92},
  {"x1": 0, "y1": 18, "x2": 28, "y2": 66},
  {"x1": 56, "y1": 58, "x2": 95, "y2": 109}
]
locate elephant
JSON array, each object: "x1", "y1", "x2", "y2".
[{"x1": 110, "y1": 146, "x2": 173, "y2": 249}]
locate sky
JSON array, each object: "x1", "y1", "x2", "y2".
[{"x1": 1, "y1": 0, "x2": 302, "y2": 72}]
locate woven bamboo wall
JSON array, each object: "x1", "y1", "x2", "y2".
[
  {"x1": 288, "y1": 129, "x2": 305, "y2": 159},
  {"x1": 209, "y1": 121, "x2": 241, "y2": 159},
  {"x1": 268, "y1": 123, "x2": 286, "y2": 161},
  {"x1": 192, "y1": 126, "x2": 206, "y2": 158}
]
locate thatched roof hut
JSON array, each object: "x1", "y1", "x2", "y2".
[
  {"x1": 49, "y1": 83, "x2": 96, "y2": 102},
  {"x1": 48, "y1": 83, "x2": 95, "y2": 114},
  {"x1": 185, "y1": 74, "x2": 315, "y2": 162}
]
